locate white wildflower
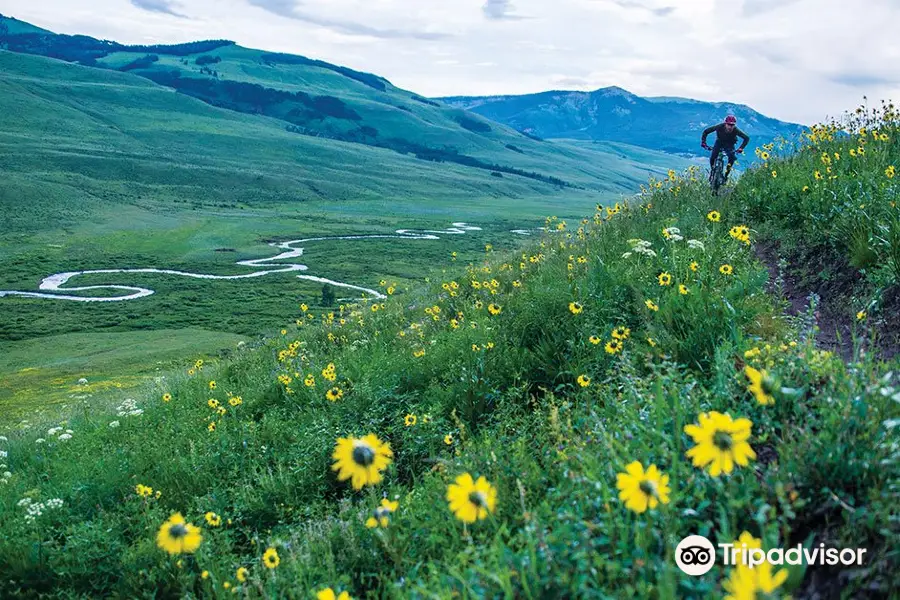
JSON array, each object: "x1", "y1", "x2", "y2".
[
  {"x1": 17, "y1": 498, "x2": 33, "y2": 507},
  {"x1": 58, "y1": 434, "x2": 72, "y2": 442},
  {"x1": 35, "y1": 439, "x2": 46, "y2": 444},
  {"x1": 128, "y1": 409, "x2": 144, "y2": 417},
  {"x1": 0, "y1": 435, "x2": 8, "y2": 442},
  {"x1": 687, "y1": 239, "x2": 705, "y2": 250},
  {"x1": 109, "y1": 421, "x2": 120, "y2": 428},
  {"x1": 622, "y1": 252, "x2": 633, "y2": 259},
  {"x1": 77, "y1": 378, "x2": 88, "y2": 385},
  {"x1": 47, "y1": 427, "x2": 62, "y2": 436},
  {"x1": 2, "y1": 472, "x2": 11, "y2": 479},
  {"x1": 0, "y1": 450, "x2": 6, "y2": 459}
]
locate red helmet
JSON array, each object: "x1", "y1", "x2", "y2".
[{"x1": 725, "y1": 115, "x2": 737, "y2": 125}]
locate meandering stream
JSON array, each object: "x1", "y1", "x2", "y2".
[{"x1": 0, "y1": 222, "x2": 537, "y2": 303}]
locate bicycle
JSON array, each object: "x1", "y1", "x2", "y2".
[{"x1": 705, "y1": 146, "x2": 739, "y2": 196}]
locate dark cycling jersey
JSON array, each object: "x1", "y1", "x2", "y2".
[{"x1": 701, "y1": 123, "x2": 750, "y2": 150}]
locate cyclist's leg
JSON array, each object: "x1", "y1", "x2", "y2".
[
  {"x1": 723, "y1": 146, "x2": 737, "y2": 178},
  {"x1": 709, "y1": 141, "x2": 722, "y2": 169}
]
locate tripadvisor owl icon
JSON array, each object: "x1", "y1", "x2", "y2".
[{"x1": 675, "y1": 535, "x2": 716, "y2": 576}]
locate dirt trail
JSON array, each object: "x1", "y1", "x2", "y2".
[{"x1": 756, "y1": 240, "x2": 900, "y2": 360}]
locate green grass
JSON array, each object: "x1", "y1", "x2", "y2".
[
  {"x1": 0, "y1": 106, "x2": 897, "y2": 598},
  {"x1": 0, "y1": 49, "x2": 692, "y2": 411},
  {"x1": 0, "y1": 329, "x2": 248, "y2": 419}
]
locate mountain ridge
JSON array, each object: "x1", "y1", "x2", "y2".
[{"x1": 438, "y1": 86, "x2": 805, "y2": 156}]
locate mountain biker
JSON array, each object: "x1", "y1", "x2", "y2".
[{"x1": 701, "y1": 115, "x2": 750, "y2": 178}]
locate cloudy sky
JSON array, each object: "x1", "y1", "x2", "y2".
[{"x1": 3, "y1": 0, "x2": 899, "y2": 124}]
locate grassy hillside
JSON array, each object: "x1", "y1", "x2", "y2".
[
  {"x1": 439, "y1": 87, "x2": 805, "y2": 156},
  {"x1": 0, "y1": 48, "x2": 691, "y2": 417},
  {"x1": 0, "y1": 15, "x2": 691, "y2": 188},
  {"x1": 0, "y1": 103, "x2": 896, "y2": 598}
]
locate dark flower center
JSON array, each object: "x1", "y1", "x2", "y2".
[
  {"x1": 469, "y1": 491, "x2": 487, "y2": 508},
  {"x1": 713, "y1": 431, "x2": 733, "y2": 451},
  {"x1": 168, "y1": 523, "x2": 187, "y2": 539},
  {"x1": 639, "y1": 480, "x2": 657, "y2": 498},
  {"x1": 352, "y1": 445, "x2": 375, "y2": 467}
]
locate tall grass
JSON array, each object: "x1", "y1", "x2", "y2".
[{"x1": 0, "y1": 108, "x2": 898, "y2": 599}]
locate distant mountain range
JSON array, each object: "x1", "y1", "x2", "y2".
[{"x1": 439, "y1": 87, "x2": 806, "y2": 156}]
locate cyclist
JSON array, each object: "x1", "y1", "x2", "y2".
[{"x1": 701, "y1": 115, "x2": 750, "y2": 181}]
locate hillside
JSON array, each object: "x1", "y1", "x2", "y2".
[
  {"x1": 439, "y1": 86, "x2": 806, "y2": 155},
  {"x1": 0, "y1": 15, "x2": 695, "y2": 188},
  {"x1": 0, "y1": 46, "x2": 692, "y2": 417},
  {"x1": 0, "y1": 102, "x2": 896, "y2": 598}
]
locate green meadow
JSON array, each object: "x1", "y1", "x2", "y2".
[{"x1": 0, "y1": 49, "x2": 692, "y2": 417}]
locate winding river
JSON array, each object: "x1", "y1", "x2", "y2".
[{"x1": 0, "y1": 222, "x2": 537, "y2": 303}]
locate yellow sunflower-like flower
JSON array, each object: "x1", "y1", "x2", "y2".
[
  {"x1": 488, "y1": 303, "x2": 502, "y2": 315},
  {"x1": 317, "y1": 589, "x2": 352, "y2": 600},
  {"x1": 589, "y1": 335, "x2": 602, "y2": 345},
  {"x1": 658, "y1": 272, "x2": 673, "y2": 286},
  {"x1": 744, "y1": 366, "x2": 775, "y2": 406},
  {"x1": 690, "y1": 261, "x2": 699, "y2": 272},
  {"x1": 204, "y1": 511, "x2": 222, "y2": 527},
  {"x1": 577, "y1": 375, "x2": 591, "y2": 387},
  {"x1": 679, "y1": 284, "x2": 689, "y2": 295},
  {"x1": 615, "y1": 461, "x2": 671, "y2": 513},
  {"x1": 684, "y1": 411, "x2": 756, "y2": 477},
  {"x1": 404, "y1": 414, "x2": 417, "y2": 427},
  {"x1": 156, "y1": 512, "x2": 202, "y2": 555},
  {"x1": 236, "y1": 567, "x2": 249, "y2": 583},
  {"x1": 857, "y1": 310, "x2": 866, "y2": 321},
  {"x1": 305, "y1": 374, "x2": 315, "y2": 387},
  {"x1": 262, "y1": 547, "x2": 280, "y2": 569},
  {"x1": 162, "y1": 393, "x2": 172, "y2": 403},
  {"x1": 444, "y1": 434, "x2": 454, "y2": 445},
  {"x1": 365, "y1": 498, "x2": 399, "y2": 529},
  {"x1": 723, "y1": 560, "x2": 789, "y2": 600},
  {"x1": 207, "y1": 398, "x2": 220, "y2": 409},
  {"x1": 569, "y1": 301, "x2": 583, "y2": 315},
  {"x1": 720, "y1": 264, "x2": 734, "y2": 276},
  {"x1": 208, "y1": 381, "x2": 217, "y2": 390},
  {"x1": 611, "y1": 326, "x2": 631, "y2": 340},
  {"x1": 332, "y1": 434, "x2": 394, "y2": 490},
  {"x1": 605, "y1": 339, "x2": 624, "y2": 355},
  {"x1": 446, "y1": 473, "x2": 497, "y2": 523},
  {"x1": 645, "y1": 299, "x2": 659, "y2": 312},
  {"x1": 707, "y1": 210, "x2": 721, "y2": 223},
  {"x1": 325, "y1": 387, "x2": 344, "y2": 402}
]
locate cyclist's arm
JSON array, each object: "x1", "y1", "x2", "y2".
[
  {"x1": 700, "y1": 124, "x2": 718, "y2": 145},
  {"x1": 736, "y1": 127, "x2": 750, "y2": 150}
]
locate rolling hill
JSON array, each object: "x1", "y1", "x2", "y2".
[
  {"x1": 0, "y1": 16, "x2": 694, "y2": 417},
  {"x1": 439, "y1": 86, "x2": 806, "y2": 155},
  {"x1": 0, "y1": 14, "x2": 690, "y2": 190}
]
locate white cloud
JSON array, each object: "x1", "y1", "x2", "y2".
[{"x1": 3, "y1": 0, "x2": 898, "y2": 124}]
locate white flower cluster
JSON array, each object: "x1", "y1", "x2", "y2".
[
  {"x1": 0, "y1": 450, "x2": 6, "y2": 460},
  {"x1": 109, "y1": 420, "x2": 121, "y2": 428},
  {"x1": 47, "y1": 427, "x2": 74, "y2": 441},
  {"x1": 663, "y1": 227, "x2": 684, "y2": 242},
  {"x1": 20, "y1": 497, "x2": 64, "y2": 524},
  {"x1": 116, "y1": 398, "x2": 143, "y2": 417},
  {"x1": 687, "y1": 239, "x2": 706, "y2": 251},
  {"x1": 622, "y1": 239, "x2": 657, "y2": 259},
  {"x1": 1, "y1": 468, "x2": 11, "y2": 484},
  {"x1": 35, "y1": 438, "x2": 46, "y2": 445}
]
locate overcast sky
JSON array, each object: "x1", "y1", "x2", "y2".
[{"x1": 3, "y1": 0, "x2": 899, "y2": 124}]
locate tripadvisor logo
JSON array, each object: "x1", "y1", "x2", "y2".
[
  {"x1": 675, "y1": 535, "x2": 716, "y2": 576},
  {"x1": 675, "y1": 534, "x2": 868, "y2": 576}
]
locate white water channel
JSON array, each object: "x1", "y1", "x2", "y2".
[{"x1": 0, "y1": 222, "x2": 538, "y2": 303}]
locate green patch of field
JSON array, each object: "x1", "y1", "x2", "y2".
[{"x1": 0, "y1": 329, "x2": 247, "y2": 420}]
